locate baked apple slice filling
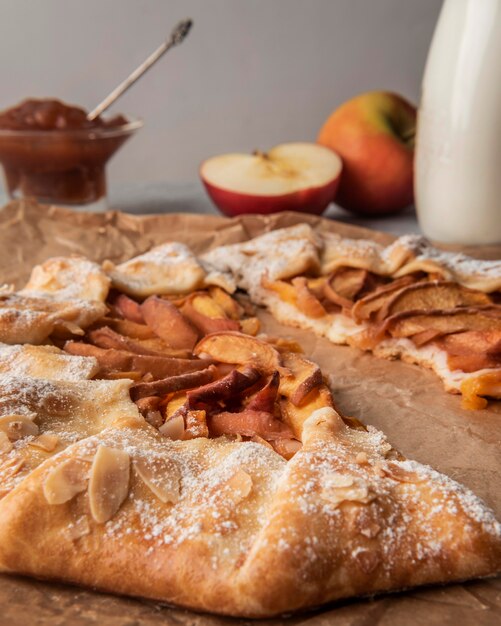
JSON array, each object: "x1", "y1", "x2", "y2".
[
  {"x1": 204, "y1": 227, "x2": 501, "y2": 410},
  {"x1": 61, "y1": 280, "x2": 335, "y2": 459}
]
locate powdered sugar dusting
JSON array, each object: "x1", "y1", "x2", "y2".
[
  {"x1": 395, "y1": 235, "x2": 501, "y2": 278},
  {"x1": 252, "y1": 423, "x2": 501, "y2": 579},
  {"x1": 0, "y1": 343, "x2": 98, "y2": 381},
  {"x1": 64, "y1": 428, "x2": 286, "y2": 566},
  {"x1": 21, "y1": 256, "x2": 110, "y2": 302},
  {"x1": 201, "y1": 225, "x2": 321, "y2": 303},
  {"x1": 105, "y1": 242, "x2": 207, "y2": 296}
]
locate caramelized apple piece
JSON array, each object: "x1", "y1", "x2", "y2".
[
  {"x1": 324, "y1": 267, "x2": 385, "y2": 309},
  {"x1": 437, "y1": 330, "x2": 501, "y2": 372},
  {"x1": 377, "y1": 281, "x2": 492, "y2": 321},
  {"x1": 261, "y1": 276, "x2": 297, "y2": 305},
  {"x1": 191, "y1": 293, "x2": 228, "y2": 318},
  {"x1": 351, "y1": 274, "x2": 422, "y2": 322},
  {"x1": 102, "y1": 370, "x2": 143, "y2": 381},
  {"x1": 141, "y1": 296, "x2": 199, "y2": 350},
  {"x1": 279, "y1": 352, "x2": 323, "y2": 406},
  {"x1": 184, "y1": 409, "x2": 209, "y2": 439},
  {"x1": 209, "y1": 409, "x2": 293, "y2": 440},
  {"x1": 280, "y1": 385, "x2": 334, "y2": 439},
  {"x1": 187, "y1": 367, "x2": 260, "y2": 408},
  {"x1": 383, "y1": 307, "x2": 501, "y2": 340},
  {"x1": 194, "y1": 332, "x2": 281, "y2": 374},
  {"x1": 181, "y1": 294, "x2": 240, "y2": 335},
  {"x1": 65, "y1": 341, "x2": 212, "y2": 378},
  {"x1": 246, "y1": 371, "x2": 279, "y2": 413},
  {"x1": 460, "y1": 370, "x2": 501, "y2": 410},
  {"x1": 410, "y1": 329, "x2": 445, "y2": 347},
  {"x1": 305, "y1": 276, "x2": 328, "y2": 297},
  {"x1": 87, "y1": 326, "x2": 191, "y2": 358},
  {"x1": 130, "y1": 367, "x2": 215, "y2": 400},
  {"x1": 97, "y1": 317, "x2": 155, "y2": 340},
  {"x1": 163, "y1": 392, "x2": 187, "y2": 418},
  {"x1": 263, "y1": 336, "x2": 304, "y2": 354},
  {"x1": 239, "y1": 317, "x2": 260, "y2": 336},
  {"x1": 111, "y1": 293, "x2": 144, "y2": 324},
  {"x1": 135, "y1": 396, "x2": 161, "y2": 415},
  {"x1": 208, "y1": 286, "x2": 244, "y2": 320},
  {"x1": 291, "y1": 277, "x2": 327, "y2": 318}
]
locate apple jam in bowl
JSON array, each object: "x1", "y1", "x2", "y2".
[{"x1": 0, "y1": 99, "x2": 143, "y2": 211}]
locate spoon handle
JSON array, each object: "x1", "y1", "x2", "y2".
[{"x1": 87, "y1": 19, "x2": 192, "y2": 121}]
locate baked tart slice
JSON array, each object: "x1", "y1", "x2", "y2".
[{"x1": 203, "y1": 225, "x2": 501, "y2": 410}]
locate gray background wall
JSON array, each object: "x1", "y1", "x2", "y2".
[{"x1": 0, "y1": 0, "x2": 442, "y2": 184}]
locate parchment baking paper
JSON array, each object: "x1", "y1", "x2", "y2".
[{"x1": 0, "y1": 199, "x2": 499, "y2": 626}]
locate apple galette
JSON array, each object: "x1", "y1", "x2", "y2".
[{"x1": 0, "y1": 240, "x2": 499, "y2": 618}]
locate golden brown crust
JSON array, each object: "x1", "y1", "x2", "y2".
[{"x1": 0, "y1": 411, "x2": 499, "y2": 617}]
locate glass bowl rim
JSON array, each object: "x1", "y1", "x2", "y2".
[{"x1": 0, "y1": 117, "x2": 143, "y2": 139}]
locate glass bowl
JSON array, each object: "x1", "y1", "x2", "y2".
[{"x1": 0, "y1": 118, "x2": 143, "y2": 211}]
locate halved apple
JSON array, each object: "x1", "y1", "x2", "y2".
[{"x1": 200, "y1": 142, "x2": 342, "y2": 216}]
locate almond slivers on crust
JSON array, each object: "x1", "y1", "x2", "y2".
[
  {"x1": 43, "y1": 458, "x2": 89, "y2": 505},
  {"x1": 88, "y1": 446, "x2": 130, "y2": 524},
  {"x1": 134, "y1": 456, "x2": 180, "y2": 504}
]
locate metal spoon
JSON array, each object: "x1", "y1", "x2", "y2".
[{"x1": 87, "y1": 18, "x2": 193, "y2": 121}]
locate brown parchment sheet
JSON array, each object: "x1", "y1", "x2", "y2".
[{"x1": 0, "y1": 199, "x2": 500, "y2": 626}]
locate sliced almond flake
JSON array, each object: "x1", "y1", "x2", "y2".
[
  {"x1": 134, "y1": 457, "x2": 180, "y2": 504},
  {"x1": 29, "y1": 433, "x2": 60, "y2": 452},
  {"x1": 359, "y1": 520, "x2": 382, "y2": 538},
  {"x1": 225, "y1": 469, "x2": 253, "y2": 502},
  {"x1": 43, "y1": 458, "x2": 89, "y2": 505},
  {"x1": 273, "y1": 438, "x2": 302, "y2": 460},
  {"x1": 158, "y1": 415, "x2": 185, "y2": 440},
  {"x1": 54, "y1": 320, "x2": 85, "y2": 335},
  {"x1": 0, "y1": 456, "x2": 24, "y2": 479},
  {"x1": 88, "y1": 445, "x2": 130, "y2": 524},
  {"x1": 355, "y1": 451, "x2": 369, "y2": 465},
  {"x1": 322, "y1": 472, "x2": 374, "y2": 507},
  {"x1": 66, "y1": 515, "x2": 91, "y2": 540},
  {"x1": 0, "y1": 414, "x2": 39, "y2": 441},
  {"x1": 327, "y1": 473, "x2": 355, "y2": 488},
  {"x1": 382, "y1": 462, "x2": 425, "y2": 484},
  {"x1": 354, "y1": 549, "x2": 380, "y2": 574},
  {"x1": 373, "y1": 462, "x2": 386, "y2": 478},
  {"x1": 0, "y1": 431, "x2": 13, "y2": 454}
]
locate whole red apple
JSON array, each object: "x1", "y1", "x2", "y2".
[
  {"x1": 200, "y1": 142, "x2": 342, "y2": 217},
  {"x1": 317, "y1": 92, "x2": 416, "y2": 216}
]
